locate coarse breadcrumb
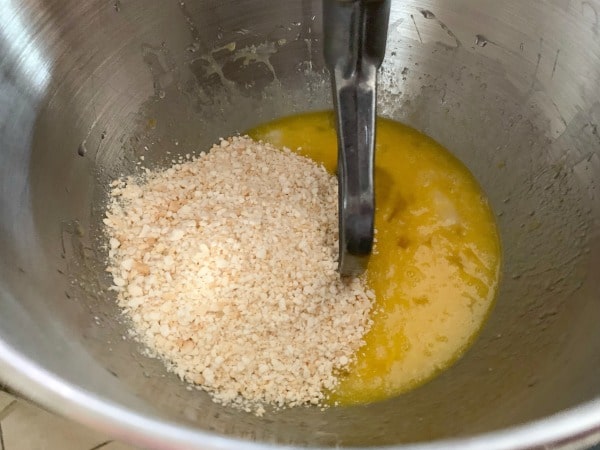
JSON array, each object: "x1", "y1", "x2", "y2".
[{"x1": 103, "y1": 136, "x2": 374, "y2": 415}]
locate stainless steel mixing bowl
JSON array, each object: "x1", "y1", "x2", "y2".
[{"x1": 1, "y1": 0, "x2": 599, "y2": 449}]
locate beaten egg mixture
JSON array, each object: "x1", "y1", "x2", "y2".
[{"x1": 249, "y1": 111, "x2": 501, "y2": 405}]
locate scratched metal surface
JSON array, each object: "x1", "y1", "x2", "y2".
[{"x1": 0, "y1": 0, "x2": 599, "y2": 449}]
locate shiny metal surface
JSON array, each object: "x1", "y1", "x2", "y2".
[
  {"x1": 324, "y1": 0, "x2": 390, "y2": 276},
  {"x1": 0, "y1": 0, "x2": 599, "y2": 449}
]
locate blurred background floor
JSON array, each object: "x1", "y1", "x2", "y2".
[{"x1": 0, "y1": 389, "x2": 136, "y2": 450}]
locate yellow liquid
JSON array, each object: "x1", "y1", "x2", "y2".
[{"x1": 247, "y1": 111, "x2": 501, "y2": 406}]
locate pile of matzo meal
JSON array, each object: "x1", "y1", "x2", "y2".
[{"x1": 104, "y1": 136, "x2": 374, "y2": 415}]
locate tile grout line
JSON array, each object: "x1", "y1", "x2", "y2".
[
  {"x1": 0, "y1": 401, "x2": 17, "y2": 423},
  {"x1": 0, "y1": 400, "x2": 18, "y2": 450},
  {"x1": 89, "y1": 440, "x2": 114, "y2": 450}
]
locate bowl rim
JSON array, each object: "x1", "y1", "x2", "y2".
[{"x1": 1, "y1": 339, "x2": 600, "y2": 450}]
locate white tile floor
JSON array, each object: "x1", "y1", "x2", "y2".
[{"x1": 0, "y1": 390, "x2": 138, "y2": 450}]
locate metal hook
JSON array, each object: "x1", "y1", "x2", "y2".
[{"x1": 323, "y1": 0, "x2": 391, "y2": 276}]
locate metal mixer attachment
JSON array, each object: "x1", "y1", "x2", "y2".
[{"x1": 323, "y1": 0, "x2": 391, "y2": 277}]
